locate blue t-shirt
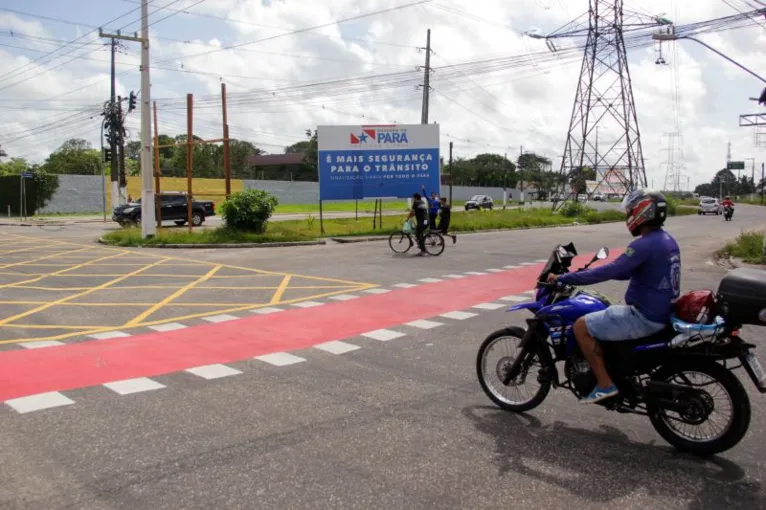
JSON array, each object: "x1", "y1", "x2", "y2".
[
  {"x1": 428, "y1": 197, "x2": 440, "y2": 215},
  {"x1": 559, "y1": 229, "x2": 681, "y2": 323}
]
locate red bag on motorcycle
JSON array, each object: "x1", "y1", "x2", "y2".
[{"x1": 675, "y1": 290, "x2": 717, "y2": 324}]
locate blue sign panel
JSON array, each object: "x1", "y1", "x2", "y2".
[
  {"x1": 21, "y1": 172, "x2": 33, "y2": 178},
  {"x1": 318, "y1": 124, "x2": 440, "y2": 201}
]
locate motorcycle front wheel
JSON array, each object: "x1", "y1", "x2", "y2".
[
  {"x1": 647, "y1": 360, "x2": 751, "y2": 456},
  {"x1": 476, "y1": 327, "x2": 551, "y2": 412}
]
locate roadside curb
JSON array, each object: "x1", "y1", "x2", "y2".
[{"x1": 97, "y1": 237, "x2": 327, "y2": 249}]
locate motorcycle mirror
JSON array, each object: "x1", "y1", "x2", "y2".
[{"x1": 595, "y1": 247, "x2": 609, "y2": 260}]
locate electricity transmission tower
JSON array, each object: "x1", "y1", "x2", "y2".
[{"x1": 534, "y1": 0, "x2": 663, "y2": 208}]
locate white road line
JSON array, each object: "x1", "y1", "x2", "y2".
[
  {"x1": 535, "y1": 259, "x2": 549, "y2": 262},
  {"x1": 88, "y1": 331, "x2": 131, "y2": 340},
  {"x1": 522, "y1": 290, "x2": 536, "y2": 295},
  {"x1": 103, "y1": 377, "x2": 166, "y2": 395},
  {"x1": 443, "y1": 274, "x2": 466, "y2": 279},
  {"x1": 472, "y1": 302, "x2": 506, "y2": 310},
  {"x1": 520, "y1": 262, "x2": 538, "y2": 266},
  {"x1": 465, "y1": 271, "x2": 487, "y2": 276},
  {"x1": 440, "y1": 311, "x2": 479, "y2": 320},
  {"x1": 499, "y1": 295, "x2": 528, "y2": 302},
  {"x1": 503, "y1": 265, "x2": 520, "y2": 269},
  {"x1": 149, "y1": 322, "x2": 187, "y2": 332},
  {"x1": 361, "y1": 329, "x2": 406, "y2": 341},
  {"x1": 255, "y1": 352, "x2": 306, "y2": 366},
  {"x1": 18, "y1": 341, "x2": 65, "y2": 349},
  {"x1": 486, "y1": 269, "x2": 504, "y2": 273},
  {"x1": 362, "y1": 288, "x2": 391, "y2": 294},
  {"x1": 405, "y1": 319, "x2": 444, "y2": 330},
  {"x1": 314, "y1": 340, "x2": 360, "y2": 354},
  {"x1": 5, "y1": 392, "x2": 75, "y2": 414},
  {"x1": 329, "y1": 294, "x2": 360, "y2": 301},
  {"x1": 392, "y1": 283, "x2": 418, "y2": 288},
  {"x1": 291, "y1": 301, "x2": 324, "y2": 308},
  {"x1": 185, "y1": 364, "x2": 242, "y2": 380},
  {"x1": 251, "y1": 307, "x2": 284, "y2": 314},
  {"x1": 419, "y1": 278, "x2": 443, "y2": 283},
  {"x1": 202, "y1": 314, "x2": 239, "y2": 323}
]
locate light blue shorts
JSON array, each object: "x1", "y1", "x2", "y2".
[{"x1": 584, "y1": 305, "x2": 666, "y2": 342}]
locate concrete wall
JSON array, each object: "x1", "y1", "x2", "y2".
[
  {"x1": 38, "y1": 175, "x2": 108, "y2": 214},
  {"x1": 33, "y1": 175, "x2": 529, "y2": 214},
  {"x1": 243, "y1": 179, "x2": 525, "y2": 204}
]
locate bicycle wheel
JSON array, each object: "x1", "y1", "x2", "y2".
[
  {"x1": 388, "y1": 231, "x2": 413, "y2": 254},
  {"x1": 424, "y1": 232, "x2": 445, "y2": 256}
]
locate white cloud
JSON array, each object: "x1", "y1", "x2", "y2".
[{"x1": 0, "y1": 0, "x2": 765, "y2": 190}]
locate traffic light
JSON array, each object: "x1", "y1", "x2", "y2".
[
  {"x1": 128, "y1": 91, "x2": 137, "y2": 113},
  {"x1": 103, "y1": 148, "x2": 112, "y2": 162}
]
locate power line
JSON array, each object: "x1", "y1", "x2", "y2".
[{"x1": 150, "y1": 0, "x2": 434, "y2": 67}]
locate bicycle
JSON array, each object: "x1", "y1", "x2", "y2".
[{"x1": 388, "y1": 219, "x2": 445, "y2": 256}]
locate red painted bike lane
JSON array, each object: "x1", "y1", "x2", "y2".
[{"x1": 0, "y1": 251, "x2": 616, "y2": 401}]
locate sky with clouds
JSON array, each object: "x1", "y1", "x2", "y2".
[{"x1": 0, "y1": 0, "x2": 765, "y2": 190}]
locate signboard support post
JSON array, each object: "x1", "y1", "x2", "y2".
[
  {"x1": 355, "y1": 200, "x2": 358, "y2": 220},
  {"x1": 373, "y1": 200, "x2": 378, "y2": 229},
  {"x1": 319, "y1": 200, "x2": 324, "y2": 235}
]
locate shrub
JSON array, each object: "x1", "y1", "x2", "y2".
[
  {"x1": 664, "y1": 196, "x2": 678, "y2": 216},
  {"x1": 220, "y1": 188, "x2": 279, "y2": 233},
  {"x1": 560, "y1": 201, "x2": 588, "y2": 218}
]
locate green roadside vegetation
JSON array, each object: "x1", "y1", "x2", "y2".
[
  {"x1": 274, "y1": 199, "x2": 466, "y2": 214},
  {"x1": 103, "y1": 205, "x2": 691, "y2": 246},
  {"x1": 718, "y1": 231, "x2": 765, "y2": 264},
  {"x1": 102, "y1": 224, "x2": 314, "y2": 246}
]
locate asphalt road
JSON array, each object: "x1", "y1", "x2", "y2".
[{"x1": 0, "y1": 206, "x2": 764, "y2": 509}]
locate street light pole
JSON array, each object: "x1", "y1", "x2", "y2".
[{"x1": 653, "y1": 32, "x2": 766, "y2": 83}]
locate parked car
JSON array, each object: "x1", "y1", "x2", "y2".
[
  {"x1": 698, "y1": 197, "x2": 722, "y2": 215},
  {"x1": 577, "y1": 194, "x2": 588, "y2": 202},
  {"x1": 112, "y1": 191, "x2": 215, "y2": 226},
  {"x1": 591, "y1": 192, "x2": 605, "y2": 201},
  {"x1": 464, "y1": 195, "x2": 494, "y2": 211}
]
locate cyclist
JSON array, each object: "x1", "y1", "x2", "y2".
[{"x1": 407, "y1": 193, "x2": 429, "y2": 256}]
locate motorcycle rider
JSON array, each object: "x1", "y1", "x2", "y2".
[
  {"x1": 547, "y1": 189, "x2": 681, "y2": 404},
  {"x1": 721, "y1": 196, "x2": 734, "y2": 218}
]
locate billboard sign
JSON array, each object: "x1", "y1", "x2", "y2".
[{"x1": 317, "y1": 124, "x2": 440, "y2": 201}]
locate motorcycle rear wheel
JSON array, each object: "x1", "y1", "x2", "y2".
[
  {"x1": 647, "y1": 360, "x2": 751, "y2": 456},
  {"x1": 476, "y1": 327, "x2": 551, "y2": 412}
]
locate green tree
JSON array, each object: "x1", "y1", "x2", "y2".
[
  {"x1": 230, "y1": 139, "x2": 262, "y2": 179},
  {"x1": 569, "y1": 166, "x2": 596, "y2": 193},
  {"x1": 0, "y1": 157, "x2": 30, "y2": 176},
  {"x1": 41, "y1": 138, "x2": 102, "y2": 175}
]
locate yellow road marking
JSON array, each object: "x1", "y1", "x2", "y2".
[
  {"x1": 125, "y1": 265, "x2": 222, "y2": 326},
  {"x1": 0, "y1": 257, "x2": 171, "y2": 326},
  {"x1": 0, "y1": 247, "x2": 92, "y2": 271},
  {"x1": 270, "y1": 275, "x2": 292, "y2": 304},
  {"x1": 0, "y1": 251, "x2": 130, "y2": 289},
  {"x1": 0, "y1": 232, "x2": 377, "y2": 342},
  {"x1": 1, "y1": 324, "x2": 114, "y2": 330}
]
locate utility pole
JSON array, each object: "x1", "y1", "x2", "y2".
[
  {"x1": 108, "y1": 38, "x2": 119, "y2": 207},
  {"x1": 519, "y1": 145, "x2": 525, "y2": 205},
  {"x1": 117, "y1": 95, "x2": 127, "y2": 201},
  {"x1": 419, "y1": 29, "x2": 431, "y2": 124},
  {"x1": 100, "y1": 0, "x2": 155, "y2": 237},
  {"x1": 448, "y1": 141, "x2": 453, "y2": 205}
]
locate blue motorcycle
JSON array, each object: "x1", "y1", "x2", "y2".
[{"x1": 476, "y1": 242, "x2": 766, "y2": 456}]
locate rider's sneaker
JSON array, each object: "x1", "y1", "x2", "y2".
[{"x1": 580, "y1": 384, "x2": 619, "y2": 404}]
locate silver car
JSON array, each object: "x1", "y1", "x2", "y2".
[{"x1": 698, "y1": 197, "x2": 722, "y2": 215}]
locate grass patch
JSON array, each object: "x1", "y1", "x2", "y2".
[
  {"x1": 275, "y1": 199, "x2": 465, "y2": 214},
  {"x1": 102, "y1": 225, "x2": 316, "y2": 246},
  {"x1": 718, "y1": 231, "x2": 765, "y2": 264},
  {"x1": 275, "y1": 207, "x2": 627, "y2": 237}
]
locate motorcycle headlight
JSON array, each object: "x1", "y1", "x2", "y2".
[{"x1": 122, "y1": 207, "x2": 136, "y2": 214}]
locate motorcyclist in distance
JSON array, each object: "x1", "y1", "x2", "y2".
[
  {"x1": 546, "y1": 190, "x2": 681, "y2": 404},
  {"x1": 721, "y1": 196, "x2": 734, "y2": 217}
]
